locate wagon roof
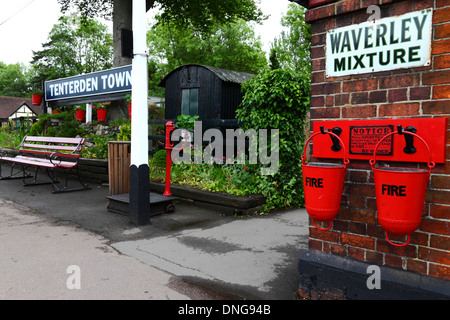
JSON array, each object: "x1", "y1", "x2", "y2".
[{"x1": 159, "y1": 64, "x2": 255, "y2": 87}]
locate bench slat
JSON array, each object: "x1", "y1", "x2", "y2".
[
  {"x1": 19, "y1": 149, "x2": 80, "y2": 159},
  {"x1": 24, "y1": 136, "x2": 85, "y2": 145},
  {"x1": 14, "y1": 156, "x2": 77, "y2": 168},
  {"x1": 21, "y1": 143, "x2": 81, "y2": 152}
]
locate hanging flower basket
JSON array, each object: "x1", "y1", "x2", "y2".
[
  {"x1": 52, "y1": 108, "x2": 61, "y2": 114},
  {"x1": 32, "y1": 94, "x2": 43, "y2": 105},
  {"x1": 76, "y1": 109, "x2": 86, "y2": 121},
  {"x1": 97, "y1": 108, "x2": 107, "y2": 121}
]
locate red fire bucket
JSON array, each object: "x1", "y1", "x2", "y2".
[
  {"x1": 370, "y1": 130, "x2": 435, "y2": 247},
  {"x1": 301, "y1": 131, "x2": 349, "y2": 231}
]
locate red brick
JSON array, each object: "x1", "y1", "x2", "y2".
[
  {"x1": 431, "y1": 234, "x2": 450, "y2": 251},
  {"x1": 406, "y1": 259, "x2": 427, "y2": 275},
  {"x1": 423, "y1": 70, "x2": 450, "y2": 85},
  {"x1": 435, "y1": 23, "x2": 450, "y2": 40},
  {"x1": 388, "y1": 88, "x2": 408, "y2": 102},
  {"x1": 348, "y1": 170, "x2": 368, "y2": 183},
  {"x1": 418, "y1": 247, "x2": 450, "y2": 265},
  {"x1": 341, "y1": 233, "x2": 375, "y2": 249},
  {"x1": 312, "y1": 82, "x2": 341, "y2": 95},
  {"x1": 348, "y1": 247, "x2": 365, "y2": 260},
  {"x1": 330, "y1": 243, "x2": 346, "y2": 256},
  {"x1": 423, "y1": 99, "x2": 450, "y2": 114},
  {"x1": 433, "y1": 6, "x2": 450, "y2": 24},
  {"x1": 410, "y1": 87, "x2": 431, "y2": 100},
  {"x1": 433, "y1": 85, "x2": 450, "y2": 99},
  {"x1": 311, "y1": 33, "x2": 326, "y2": 46},
  {"x1": 430, "y1": 203, "x2": 450, "y2": 219},
  {"x1": 310, "y1": 107, "x2": 340, "y2": 119},
  {"x1": 437, "y1": 0, "x2": 450, "y2": 8},
  {"x1": 350, "y1": 92, "x2": 369, "y2": 104},
  {"x1": 434, "y1": 54, "x2": 450, "y2": 70},
  {"x1": 414, "y1": 0, "x2": 433, "y2": 10},
  {"x1": 311, "y1": 46, "x2": 325, "y2": 59},
  {"x1": 305, "y1": 4, "x2": 335, "y2": 23},
  {"x1": 343, "y1": 79, "x2": 378, "y2": 92},
  {"x1": 312, "y1": 58, "x2": 325, "y2": 72},
  {"x1": 385, "y1": 254, "x2": 404, "y2": 268},
  {"x1": 420, "y1": 219, "x2": 450, "y2": 235},
  {"x1": 339, "y1": 208, "x2": 376, "y2": 224},
  {"x1": 377, "y1": 238, "x2": 417, "y2": 257},
  {"x1": 426, "y1": 189, "x2": 450, "y2": 204},
  {"x1": 369, "y1": 90, "x2": 387, "y2": 103},
  {"x1": 310, "y1": 96, "x2": 325, "y2": 108},
  {"x1": 310, "y1": 226, "x2": 340, "y2": 242},
  {"x1": 391, "y1": 0, "x2": 413, "y2": 15},
  {"x1": 379, "y1": 74, "x2": 419, "y2": 89},
  {"x1": 429, "y1": 264, "x2": 450, "y2": 280},
  {"x1": 311, "y1": 71, "x2": 325, "y2": 84},
  {"x1": 378, "y1": 103, "x2": 420, "y2": 117},
  {"x1": 366, "y1": 250, "x2": 383, "y2": 264},
  {"x1": 431, "y1": 174, "x2": 450, "y2": 189},
  {"x1": 335, "y1": 93, "x2": 350, "y2": 106},
  {"x1": 432, "y1": 39, "x2": 450, "y2": 55}
]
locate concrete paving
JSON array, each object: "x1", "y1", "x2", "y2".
[{"x1": 0, "y1": 166, "x2": 309, "y2": 300}]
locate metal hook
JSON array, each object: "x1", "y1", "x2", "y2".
[{"x1": 398, "y1": 125, "x2": 417, "y2": 154}]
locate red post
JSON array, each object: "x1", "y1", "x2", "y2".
[{"x1": 163, "y1": 121, "x2": 175, "y2": 196}]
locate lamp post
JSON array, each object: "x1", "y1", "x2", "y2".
[{"x1": 129, "y1": 0, "x2": 150, "y2": 225}]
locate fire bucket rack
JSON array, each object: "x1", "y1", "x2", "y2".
[{"x1": 301, "y1": 118, "x2": 447, "y2": 247}]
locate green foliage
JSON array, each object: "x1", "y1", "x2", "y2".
[
  {"x1": 0, "y1": 62, "x2": 30, "y2": 97},
  {"x1": 236, "y1": 68, "x2": 310, "y2": 211},
  {"x1": 58, "y1": 0, "x2": 264, "y2": 34},
  {"x1": 270, "y1": 4, "x2": 311, "y2": 75},
  {"x1": 30, "y1": 15, "x2": 113, "y2": 84},
  {"x1": 30, "y1": 112, "x2": 84, "y2": 138},
  {"x1": 152, "y1": 149, "x2": 167, "y2": 168},
  {"x1": 116, "y1": 123, "x2": 131, "y2": 141},
  {"x1": 175, "y1": 115, "x2": 199, "y2": 130},
  {"x1": 81, "y1": 135, "x2": 110, "y2": 159}
]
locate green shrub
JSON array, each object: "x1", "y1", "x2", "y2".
[
  {"x1": 236, "y1": 68, "x2": 310, "y2": 211},
  {"x1": 152, "y1": 149, "x2": 167, "y2": 168},
  {"x1": 117, "y1": 123, "x2": 131, "y2": 141}
]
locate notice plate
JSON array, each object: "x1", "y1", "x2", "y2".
[{"x1": 349, "y1": 125, "x2": 394, "y2": 155}]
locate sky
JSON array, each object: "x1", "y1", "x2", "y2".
[{"x1": 0, "y1": 0, "x2": 291, "y2": 66}]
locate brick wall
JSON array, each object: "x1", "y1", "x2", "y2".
[{"x1": 305, "y1": 0, "x2": 450, "y2": 284}]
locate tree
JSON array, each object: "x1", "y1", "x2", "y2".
[
  {"x1": 0, "y1": 62, "x2": 30, "y2": 97},
  {"x1": 30, "y1": 16, "x2": 113, "y2": 84},
  {"x1": 147, "y1": 17, "x2": 267, "y2": 96},
  {"x1": 270, "y1": 4, "x2": 311, "y2": 76},
  {"x1": 57, "y1": 0, "x2": 265, "y2": 118},
  {"x1": 57, "y1": 0, "x2": 265, "y2": 67}
]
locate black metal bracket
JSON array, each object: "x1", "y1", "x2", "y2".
[
  {"x1": 397, "y1": 125, "x2": 417, "y2": 154},
  {"x1": 320, "y1": 126, "x2": 343, "y2": 152}
]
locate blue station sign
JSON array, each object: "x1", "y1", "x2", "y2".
[{"x1": 45, "y1": 65, "x2": 132, "y2": 102}]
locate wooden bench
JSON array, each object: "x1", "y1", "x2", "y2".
[{"x1": 0, "y1": 136, "x2": 90, "y2": 193}]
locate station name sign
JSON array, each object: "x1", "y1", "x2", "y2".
[
  {"x1": 326, "y1": 9, "x2": 432, "y2": 77},
  {"x1": 45, "y1": 65, "x2": 132, "y2": 102}
]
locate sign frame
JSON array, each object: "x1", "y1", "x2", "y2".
[
  {"x1": 326, "y1": 9, "x2": 433, "y2": 77},
  {"x1": 44, "y1": 65, "x2": 132, "y2": 106}
]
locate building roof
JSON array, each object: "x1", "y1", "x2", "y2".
[
  {"x1": 289, "y1": 0, "x2": 309, "y2": 8},
  {"x1": 159, "y1": 64, "x2": 255, "y2": 87},
  {"x1": 0, "y1": 96, "x2": 42, "y2": 120}
]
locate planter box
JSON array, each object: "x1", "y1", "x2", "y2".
[{"x1": 150, "y1": 182, "x2": 266, "y2": 215}]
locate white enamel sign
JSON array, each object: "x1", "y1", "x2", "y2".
[{"x1": 326, "y1": 9, "x2": 433, "y2": 77}]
